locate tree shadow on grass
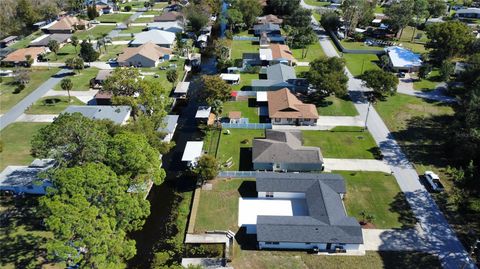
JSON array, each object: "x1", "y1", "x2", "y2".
[
  {"x1": 389, "y1": 192, "x2": 417, "y2": 229},
  {"x1": 239, "y1": 147, "x2": 253, "y2": 171},
  {"x1": 378, "y1": 251, "x2": 442, "y2": 269}
]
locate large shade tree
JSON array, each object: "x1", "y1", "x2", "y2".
[
  {"x1": 307, "y1": 56, "x2": 349, "y2": 100},
  {"x1": 426, "y1": 21, "x2": 474, "y2": 62}
]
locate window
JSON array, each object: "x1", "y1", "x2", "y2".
[
  {"x1": 275, "y1": 118, "x2": 281, "y2": 123},
  {"x1": 266, "y1": 192, "x2": 274, "y2": 198},
  {"x1": 287, "y1": 118, "x2": 292, "y2": 122},
  {"x1": 265, "y1": 242, "x2": 280, "y2": 245}
]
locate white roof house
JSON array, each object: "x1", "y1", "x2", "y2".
[
  {"x1": 256, "y1": 91, "x2": 268, "y2": 102},
  {"x1": 174, "y1": 81, "x2": 190, "y2": 95},
  {"x1": 259, "y1": 47, "x2": 273, "y2": 61},
  {"x1": 220, "y1": 73, "x2": 240, "y2": 84},
  {"x1": 182, "y1": 141, "x2": 204, "y2": 166},
  {"x1": 147, "y1": 21, "x2": 184, "y2": 33},
  {"x1": 130, "y1": 30, "x2": 176, "y2": 48},
  {"x1": 157, "y1": 114, "x2": 179, "y2": 142},
  {"x1": 0, "y1": 159, "x2": 55, "y2": 195},
  {"x1": 195, "y1": 106, "x2": 211, "y2": 119},
  {"x1": 238, "y1": 198, "x2": 307, "y2": 227},
  {"x1": 456, "y1": 8, "x2": 480, "y2": 18},
  {"x1": 385, "y1": 46, "x2": 422, "y2": 72},
  {"x1": 63, "y1": 105, "x2": 132, "y2": 125}
]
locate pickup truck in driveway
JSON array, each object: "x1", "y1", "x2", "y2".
[{"x1": 424, "y1": 171, "x2": 445, "y2": 192}]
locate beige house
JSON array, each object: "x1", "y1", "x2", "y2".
[
  {"x1": 1, "y1": 47, "x2": 46, "y2": 66},
  {"x1": 267, "y1": 88, "x2": 318, "y2": 125},
  {"x1": 45, "y1": 16, "x2": 91, "y2": 34},
  {"x1": 117, "y1": 42, "x2": 173, "y2": 67}
]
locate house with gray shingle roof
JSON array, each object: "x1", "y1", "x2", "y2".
[
  {"x1": 0, "y1": 159, "x2": 55, "y2": 195},
  {"x1": 63, "y1": 105, "x2": 131, "y2": 125},
  {"x1": 252, "y1": 130, "x2": 323, "y2": 171},
  {"x1": 251, "y1": 64, "x2": 308, "y2": 92},
  {"x1": 238, "y1": 173, "x2": 363, "y2": 252}
]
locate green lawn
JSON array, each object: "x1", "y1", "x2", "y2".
[
  {"x1": 0, "y1": 122, "x2": 48, "y2": 170},
  {"x1": 399, "y1": 26, "x2": 429, "y2": 44},
  {"x1": 303, "y1": 0, "x2": 331, "y2": 6},
  {"x1": 45, "y1": 44, "x2": 78, "y2": 62},
  {"x1": 232, "y1": 251, "x2": 441, "y2": 269},
  {"x1": 9, "y1": 31, "x2": 43, "y2": 49},
  {"x1": 340, "y1": 40, "x2": 383, "y2": 50},
  {"x1": 413, "y1": 69, "x2": 441, "y2": 91},
  {"x1": 141, "y1": 58, "x2": 186, "y2": 90},
  {"x1": 153, "y1": 2, "x2": 168, "y2": 9},
  {"x1": 74, "y1": 25, "x2": 116, "y2": 40},
  {"x1": 374, "y1": 5, "x2": 385, "y2": 13},
  {"x1": 232, "y1": 73, "x2": 259, "y2": 91},
  {"x1": 291, "y1": 41, "x2": 325, "y2": 62},
  {"x1": 98, "y1": 44, "x2": 128, "y2": 61},
  {"x1": 302, "y1": 128, "x2": 378, "y2": 159},
  {"x1": 112, "y1": 35, "x2": 134, "y2": 41},
  {"x1": 120, "y1": 26, "x2": 146, "y2": 34},
  {"x1": 313, "y1": 12, "x2": 322, "y2": 23},
  {"x1": 134, "y1": 16, "x2": 154, "y2": 23},
  {"x1": 25, "y1": 96, "x2": 83, "y2": 114},
  {"x1": 343, "y1": 53, "x2": 380, "y2": 77},
  {"x1": 195, "y1": 178, "x2": 254, "y2": 232},
  {"x1": 231, "y1": 40, "x2": 258, "y2": 64},
  {"x1": 142, "y1": 10, "x2": 159, "y2": 15},
  {"x1": 222, "y1": 101, "x2": 259, "y2": 123},
  {"x1": 338, "y1": 171, "x2": 416, "y2": 229},
  {"x1": 216, "y1": 129, "x2": 265, "y2": 171},
  {"x1": 0, "y1": 68, "x2": 60, "y2": 114},
  {"x1": 54, "y1": 67, "x2": 99, "y2": 91},
  {"x1": 97, "y1": 13, "x2": 132, "y2": 23},
  {"x1": 316, "y1": 95, "x2": 359, "y2": 116}
]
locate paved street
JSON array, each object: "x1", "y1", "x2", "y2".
[
  {"x1": 0, "y1": 68, "x2": 71, "y2": 131},
  {"x1": 310, "y1": 20, "x2": 477, "y2": 269},
  {"x1": 397, "y1": 75, "x2": 457, "y2": 103}
]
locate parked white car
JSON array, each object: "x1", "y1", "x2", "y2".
[{"x1": 424, "y1": 171, "x2": 445, "y2": 192}]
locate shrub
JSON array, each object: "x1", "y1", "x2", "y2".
[{"x1": 124, "y1": 5, "x2": 132, "y2": 11}]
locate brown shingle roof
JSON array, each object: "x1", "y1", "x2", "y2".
[
  {"x1": 257, "y1": 14, "x2": 283, "y2": 25},
  {"x1": 267, "y1": 88, "x2": 318, "y2": 119},
  {"x1": 2, "y1": 47, "x2": 46, "y2": 62},
  {"x1": 153, "y1": 11, "x2": 184, "y2": 22},
  {"x1": 117, "y1": 42, "x2": 172, "y2": 63},
  {"x1": 49, "y1": 16, "x2": 88, "y2": 31},
  {"x1": 270, "y1": 44, "x2": 295, "y2": 62}
]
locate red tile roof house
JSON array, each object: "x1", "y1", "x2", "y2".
[
  {"x1": 1, "y1": 47, "x2": 47, "y2": 66},
  {"x1": 267, "y1": 88, "x2": 318, "y2": 126},
  {"x1": 45, "y1": 16, "x2": 91, "y2": 34}
]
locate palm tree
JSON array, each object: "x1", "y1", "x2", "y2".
[
  {"x1": 101, "y1": 33, "x2": 109, "y2": 52},
  {"x1": 96, "y1": 38, "x2": 104, "y2": 54},
  {"x1": 60, "y1": 78, "x2": 73, "y2": 103}
]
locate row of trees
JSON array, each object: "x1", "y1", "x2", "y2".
[{"x1": 34, "y1": 68, "x2": 174, "y2": 268}]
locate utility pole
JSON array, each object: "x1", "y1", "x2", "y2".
[{"x1": 364, "y1": 93, "x2": 375, "y2": 131}]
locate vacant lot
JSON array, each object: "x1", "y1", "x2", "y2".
[
  {"x1": 291, "y1": 41, "x2": 325, "y2": 62},
  {"x1": 343, "y1": 53, "x2": 380, "y2": 77},
  {"x1": 97, "y1": 13, "x2": 132, "y2": 23},
  {"x1": 338, "y1": 171, "x2": 416, "y2": 229},
  {"x1": 232, "y1": 73, "x2": 259, "y2": 91},
  {"x1": 231, "y1": 40, "x2": 258, "y2": 64},
  {"x1": 222, "y1": 101, "x2": 259, "y2": 123},
  {"x1": 216, "y1": 129, "x2": 265, "y2": 171},
  {"x1": 0, "y1": 122, "x2": 48, "y2": 170},
  {"x1": 302, "y1": 128, "x2": 378, "y2": 159},
  {"x1": 25, "y1": 96, "x2": 83, "y2": 114},
  {"x1": 0, "y1": 68, "x2": 59, "y2": 114},
  {"x1": 74, "y1": 25, "x2": 116, "y2": 40},
  {"x1": 316, "y1": 95, "x2": 358, "y2": 116},
  {"x1": 98, "y1": 44, "x2": 128, "y2": 61},
  {"x1": 54, "y1": 67, "x2": 99, "y2": 91},
  {"x1": 45, "y1": 44, "x2": 77, "y2": 62}
]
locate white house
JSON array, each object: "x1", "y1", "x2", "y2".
[
  {"x1": 157, "y1": 115, "x2": 179, "y2": 142},
  {"x1": 238, "y1": 173, "x2": 363, "y2": 252},
  {"x1": 182, "y1": 141, "x2": 204, "y2": 167},
  {"x1": 384, "y1": 46, "x2": 422, "y2": 72},
  {"x1": 0, "y1": 159, "x2": 56, "y2": 195},
  {"x1": 130, "y1": 29, "x2": 176, "y2": 48},
  {"x1": 118, "y1": 42, "x2": 173, "y2": 67},
  {"x1": 147, "y1": 21, "x2": 184, "y2": 33},
  {"x1": 220, "y1": 73, "x2": 240, "y2": 85},
  {"x1": 456, "y1": 8, "x2": 480, "y2": 18},
  {"x1": 63, "y1": 105, "x2": 132, "y2": 125}
]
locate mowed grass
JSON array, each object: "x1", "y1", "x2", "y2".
[
  {"x1": 74, "y1": 25, "x2": 116, "y2": 40},
  {"x1": 316, "y1": 95, "x2": 359, "y2": 116},
  {"x1": 302, "y1": 128, "x2": 378, "y2": 159},
  {"x1": 54, "y1": 67, "x2": 99, "y2": 91},
  {"x1": 343, "y1": 53, "x2": 380, "y2": 77},
  {"x1": 340, "y1": 40, "x2": 383, "y2": 51},
  {"x1": 97, "y1": 13, "x2": 132, "y2": 23},
  {"x1": 0, "y1": 122, "x2": 48, "y2": 170},
  {"x1": 222, "y1": 100, "x2": 259, "y2": 123},
  {"x1": 134, "y1": 16, "x2": 154, "y2": 23},
  {"x1": 303, "y1": 0, "x2": 331, "y2": 6},
  {"x1": 98, "y1": 44, "x2": 128, "y2": 61},
  {"x1": 9, "y1": 31, "x2": 43, "y2": 49},
  {"x1": 338, "y1": 171, "x2": 416, "y2": 229},
  {"x1": 232, "y1": 73, "x2": 259, "y2": 91},
  {"x1": 45, "y1": 44, "x2": 78, "y2": 62},
  {"x1": 195, "y1": 178, "x2": 254, "y2": 232},
  {"x1": 413, "y1": 69, "x2": 441, "y2": 91},
  {"x1": 231, "y1": 40, "x2": 258, "y2": 63},
  {"x1": 291, "y1": 41, "x2": 325, "y2": 62},
  {"x1": 25, "y1": 96, "x2": 83, "y2": 114},
  {"x1": 120, "y1": 26, "x2": 146, "y2": 34},
  {"x1": 0, "y1": 68, "x2": 60, "y2": 114},
  {"x1": 216, "y1": 129, "x2": 265, "y2": 171},
  {"x1": 232, "y1": 250, "x2": 441, "y2": 269}
]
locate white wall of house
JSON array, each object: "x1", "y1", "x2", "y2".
[
  {"x1": 258, "y1": 242, "x2": 361, "y2": 251},
  {"x1": 271, "y1": 118, "x2": 317, "y2": 126},
  {"x1": 258, "y1": 191, "x2": 305, "y2": 199},
  {"x1": 119, "y1": 54, "x2": 158, "y2": 67}
]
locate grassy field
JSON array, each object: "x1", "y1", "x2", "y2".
[
  {"x1": 54, "y1": 67, "x2": 99, "y2": 91},
  {"x1": 195, "y1": 178, "x2": 254, "y2": 232},
  {"x1": 0, "y1": 123, "x2": 48, "y2": 170},
  {"x1": 302, "y1": 128, "x2": 378, "y2": 159},
  {"x1": 25, "y1": 96, "x2": 83, "y2": 114},
  {"x1": 45, "y1": 44, "x2": 77, "y2": 62},
  {"x1": 316, "y1": 95, "x2": 359, "y2": 116},
  {"x1": 74, "y1": 25, "x2": 116, "y2": 40},
  {"x1": 232, "y1": 73, "x2": 259, "y2": 91},
  {"x1": 222, "y1": 101, "x2": 259, "y2": 123},
  {"x1": 340, "y1": 40, "x2": 383, "y2": 50},
  {"x1": 232, "y1": 250, "x2": 441, "y2": 269},
  {"x1": 0, "y1": 197, "x2": 65, "y2": 269},
  {"x1": 303, "y1": 0, "x2": 331, "y2": 6},
  {"x1": 291, "y1": 42, "x2": 325, "y2": 62},
  {"x1": 231, "y1": 40, "x2": 259, "y2": 64},
  {"x1": 134, "y1": 16, "x2": 154, "y2": 23},
  {"x1": 338, "y1": 171, "x2": 416, "y2": 229},
  {"x1": 141, "y1": 58, "x2": 186, "y2": 90},
  {"x1": 98, "y1": 13, "x2": 132, "y2": 23},
  {"x1": 0, "y1": 68, "x2": 60, "y2": 114},
  {"x1": 216, "y1": 129, "x2": 265, "y2": 171},
  {"x1": 9, "y1": 31, "x2": 43, "y2": 49},
  {"x1": 343, "y1": 53, "x2": 381, "y2": 77},
  {"x1": 413, "y1": 70, "x2": 441, "y2": 91},
  {"x1": 98, "y1": 44, "x2": 128, "y2": 61},
  {"x1": 120, "y1": 26, "x2": 146, "y2": 34}
]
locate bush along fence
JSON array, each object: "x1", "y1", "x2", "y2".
[{"x1": 328, "y1": 30, "x2": 385, "y2": 55}]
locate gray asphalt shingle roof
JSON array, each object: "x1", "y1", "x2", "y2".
[
  {"x1": 63, "y1": 105, "x2": 131, "y2": 125},
  {"x1": 30, "y1": 34, "x2": 71, "y2": 47},
  {"x1": 255, "y1": 173, "x2": 363, "y2": 244},
  {"x1": 266, "y1": 63, "x2": 296, "y2": 81}
]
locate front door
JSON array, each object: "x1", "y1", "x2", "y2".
[{"x1": 326, "y1": 243, "x2": 332, "y2": 250}]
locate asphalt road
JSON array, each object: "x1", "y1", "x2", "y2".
[
  {"x1": 0, "y1": 69, "x2": 71, "y2": 131},
  {"x1": 309, "y1": 16, "x2": 477, "y2": 269}
]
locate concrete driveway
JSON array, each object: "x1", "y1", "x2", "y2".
[{"x1": 323, "y1": 158, "x2": 391, "y2": 173}]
